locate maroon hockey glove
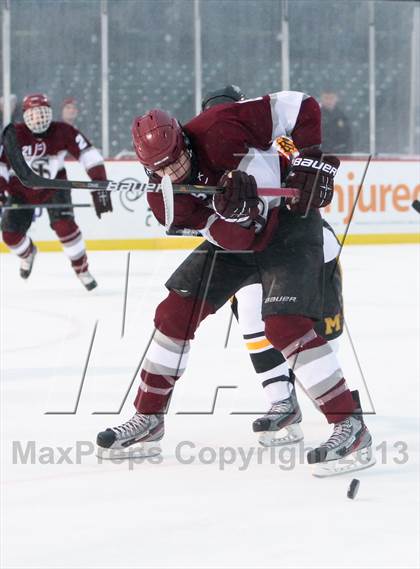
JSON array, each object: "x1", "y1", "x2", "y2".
[
  {"x1": 284, "y1": 149, "x2": 340, "y2": 214},
  {"x1": 91, "y1": 190, "x2": 113, "y2": 218},
  {"x1": 213, "y1": 170, "x2": 259, "y2": 222}
]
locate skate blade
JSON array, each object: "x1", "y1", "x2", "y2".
[
  {"x1": 258, "y1": 423, "x2": 304, "y2": 447},
  {"x1": 20, "y1": 262, "x2": 35, "y2": 279},
  {"x1": 96, "y1": 441, "x2": 162, "y2": 460},
  {"x1": 83, "y1": 280, "x2": 97, "y2": 291},
  {"x1": 312, "y1": 446, "x2": 376, "y2": 478}
]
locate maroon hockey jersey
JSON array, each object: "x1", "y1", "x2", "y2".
[
  {"x1": 0, "y1": 122, "x2": 106, "y2": 204},
  {"x1": 147, "y1": 91, "x2": 321, "y2": 250}
]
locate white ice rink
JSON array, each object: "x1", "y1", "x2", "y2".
[{"x1": 1, "y1": 244, "x2": 419, "y2": 569}]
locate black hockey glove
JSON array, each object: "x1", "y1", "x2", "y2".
[
  {"x1": 284, "y1": 149, "x2": 340, "y2": 214},
  {"x1": 213, "y1": 170, "x2": 259, "y2": 223},
  {"x1": 91, "y1": 190, "x2": 113, "y2": 218}
]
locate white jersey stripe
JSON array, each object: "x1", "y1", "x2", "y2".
[
  {"x1": 323, "y1": 226, "x2": 340, "y2": 262},
  {"x1": 79, "y1": 147, "x2": 104, "y2": 171},
  {"x1": 0, "y1": 162, "x2": 10, "y2": 181},
  {"x1": 269, "y1": 91, "x2": 305, "y2": 140}
]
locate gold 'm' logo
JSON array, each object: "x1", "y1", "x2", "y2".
[{"x1": 324, "y1": 314, "x2": 341, "y2": 335}]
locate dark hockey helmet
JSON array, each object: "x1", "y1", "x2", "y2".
[
  {"x1": 131, "y1": 109, "x2": 186, "y2": 171},
  {"x1": 22, "y1": 93, "x2": 52, "y2": 134},
  {"x1": 201, "y1": 84, "x2": 246, "y2": 111}
]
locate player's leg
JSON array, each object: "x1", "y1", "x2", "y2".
[
  {"x1": 233, "y1": 283, "x2": 303, "y2": 446},
  {"x1": 1, "y1": 198, "x2": 37, "y2": 278},
  {"x1": 96, "y1": 242, "x2": 252, "y2": 458},
  {"x1": 239, "y1": 257, "x2": 344, "y2": 447},
  {"x1": 260, "y1": 209, "x2": 374, "y2": 476},
  {"x1": 316, "y1": 220, "x2": 344, "y2": 342},
  {"x1": 233, "y1": 224, "x2": 344, "y2": 447},
  {"x1": 237, "y1": 219, "x2": 344, "y2": 447},
  {"x1": 295, "y1": 222, "x2": 344, "y2": 410},
  {"x1": 48, "y1": 189, "x2": 97, "y2": 290},
  {"x1": 234, "y1": 284, "x2": 293, "y2": 403},
  {"x1": 96, "y1": 290, "x2": 215, "y2": 459}
]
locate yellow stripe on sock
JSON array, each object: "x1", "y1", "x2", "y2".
[{"x1": 246, "y1": 338, "x2": 272, "y2": 351}]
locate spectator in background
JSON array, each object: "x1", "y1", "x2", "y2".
[
  {"x1": 320, "y1": 90, "x2": 353, "y2": 154},
  {"x1": 0, "y1": 94, "x2": 20, "y2": 124},
  {"x1": 61, "y1": 97, "x2": 79, "y2": 125}
]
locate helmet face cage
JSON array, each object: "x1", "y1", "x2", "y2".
[
  {"x1": 148, "y1": 125, "x2": 185, "y2": 171},
  {"x1": 23, "y1": 105, "x2": 53, "y2": 134},
  {"x1": 155, "y1": 148, "x2": 192, "y2": 183}
]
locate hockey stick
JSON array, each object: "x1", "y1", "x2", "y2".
[
  {"x1": 412, "y1": 199, "x2": 420, "y2": 214},
  {"x1": 0, "y1": 203, "x2": 92, "y2": 210},
  {"x1": 2, "y1": 123, "x2": 300, "y2": 199},
  {"x1": 161, "y1": 175, "x2": 175, "y2": 230},
  {"x1": 166, "y1": 228, "x2": 202, "y2": 236}
]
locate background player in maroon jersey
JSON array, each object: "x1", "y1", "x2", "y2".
[
  {"x1": 96, "y1": 91, "x2": 374, "y2": 476},
  {"x1": 0, "y1": 93, "x2": 112, "y2": 290}
]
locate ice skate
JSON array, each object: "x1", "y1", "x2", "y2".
[
  {"x1": 252, "y1": 389, "x2": 304, "y2": 446},
  {"x1": 20, "y1": 245, "x2": 37, "y2": 279},
  {"x1": 307, "y1": 391, "x2": 375, "y2": 477},
  {"x1": 77, "y1": 270, "x2": 97, "y2": 291},
  {"x1": 96, "y1": 412, "x2": 164, "y2": 459}
]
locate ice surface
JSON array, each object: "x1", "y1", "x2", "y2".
[{"x1": 1, "y1": 245, "x2": 419, "y2": 569}]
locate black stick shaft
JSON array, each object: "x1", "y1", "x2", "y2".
[
  {"x1": 1, "y1": 203, "x2": 92, "y2": 210},
  {"x1": 2, "y1": 123, "x2": 299, "y2": 199}
]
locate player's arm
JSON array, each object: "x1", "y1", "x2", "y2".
[
  {"x1": 240, "y1": 92, "x2": 340, "y2": 213},
  {"x1": 203, "y1": 170, "x2": 262, "y2": 249},
  {"x1": 147, "y1": 190, "x2": 209, "y2": 229},
  {"x1": 204, "y1": 92, "x2": 338, "y2": 213},
  {"x1": 207, "y1": 91, "x2": 320, "y2": 166},
  {"x1": 147, "y1": 178, "x2": 259, "y2": 251},
  {"x1": 65, "y1": 124, "x2": 113, "y2": 218},
  {"x1": 278, "y1": 93, "x2": 340, "y2": 213}
]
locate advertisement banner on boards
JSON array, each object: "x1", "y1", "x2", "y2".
[{"x1": 1, "y1": 159, "x2": 419, "y2": 250}]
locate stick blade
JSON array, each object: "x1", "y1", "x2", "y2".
[
  {"x1": 161, "y1": 175, "x2": 175, "y2": 230},
  {"x1": 1, "y1": 123, "x2": 95, "y2": 192},
  {"x1": 2, "y1": 123, "x2": 36, "y2": 187},
  {"x1": 412, "y1": 199, "x2": 420, "y2": 214}
]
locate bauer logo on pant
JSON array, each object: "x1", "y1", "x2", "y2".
[{"x1": 264, "y1": 296, "x2": 297, "y2": 303}]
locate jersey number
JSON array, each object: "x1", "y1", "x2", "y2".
[{"x1": 75, "y1": 134, "x2": 88, "y2": 151}]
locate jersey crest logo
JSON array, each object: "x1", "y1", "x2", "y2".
[
  {"x1": 196, "y1": 171, "x2": 209, "y2": 184},
  {"x1": 274, "y1": 136, "x2": 298, "y2": 160},
  {"x1": 22, "y1": 141, "x2": 47, "y2": 162},
  {"x1": 31, "y1": 157, "x2": 51, "y2": 179}
]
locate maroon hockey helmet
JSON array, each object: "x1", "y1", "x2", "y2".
[
  {"x1": 131, "y1": 109, "x2": 185, "y2": 170},
  {"x1": 22, "y1": 93, "x2": 51, "y2": 112},
  {"x1": 22, "y1": 93, "x2": 52, "y2": 134}
]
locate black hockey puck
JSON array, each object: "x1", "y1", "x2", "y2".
[
  {"x1": 412, "y1": 199, "x2": 420, "y2": 214},
  {"x1": 347, "y1": 478, "x2": 360, "y2": 500}
]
